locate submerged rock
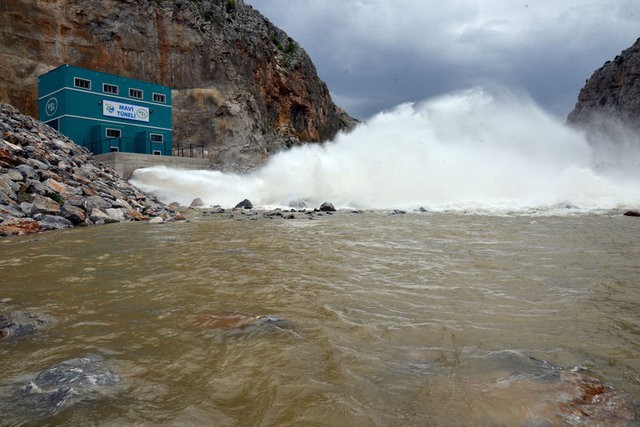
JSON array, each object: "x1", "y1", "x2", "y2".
[
  {"x1": 0, "y1": 311, "x2": 53, "y2": 341},
  {"x1": 462, "y1": 350, "x2": 638, "y2": 425},
  {"x1": 194, "y1": 312, "x2": 290, "y2": 334},
  {"x1": 13, "y1": 354, "x2": 119, "y2": 418}
]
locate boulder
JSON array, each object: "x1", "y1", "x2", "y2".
[
  {"x1": 0, "y1": 218, "x2": 41, "y2": 236},
  {"x1": 189, "y1": 197, "x2": 204, "y2": 208},
  {"x1": 33, "y1": 214, "x2": 73, "y2": 230},
  {"x1": 0, "y1": 203, "x2": 25, "y2": 218},
  {"x1": 61, "y1": 203, "x2": 86, "y2": 225},
  {"x1": 194, "y1": 312, "x2": 291, "y2": 334},
  {"x1": 13, "y1": 354, "x2": 119, "y2": 418},
  {"x1": 234, "y1": 199, "x2": 254, "y2": 209},
  {"x1": 84, "y1": 195, "x2": 112, "y2": 211},
  {"x1": 0, "y1": 311, "x2": 53, "y2": 340},
  {"x1": 319, "y1": 202, "x2": 336, "y2": 212},
  {"x1": 148, "y1": 216, "x2": 164, "y2": 224},
  {"x1": 30, "y1": 194, "x2": 61, "y2": 215},
  {"x1": 623, "y1": 210, "x2": 640, "y2": 217},
  {"x1": 104, "y1": 208, "x2": 125, "y2": 222}
]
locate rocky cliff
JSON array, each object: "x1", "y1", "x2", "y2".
[
  {"x1": 567, "y1": 37, "x2": 640, "y2": 136},
  {"x1": 0, "y1": 0, "x2": 356, "y2": 171}
]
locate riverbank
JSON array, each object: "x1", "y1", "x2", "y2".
[{"x1": 0, "y1": 102, "x2": 184, "y2": 236}]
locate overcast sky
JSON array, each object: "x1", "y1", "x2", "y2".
[{"x1": 245, "y1": 0, "x2": 640, "y2": 120}]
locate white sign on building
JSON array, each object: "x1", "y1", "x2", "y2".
[{"x1": 103, "y1": 100, "x2": 149, "y2": 122}]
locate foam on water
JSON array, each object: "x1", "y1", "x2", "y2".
[{"x1": 130, "y1": 88, "x2": 640, "y2": 212}]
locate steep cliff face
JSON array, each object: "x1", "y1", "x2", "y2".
[
  {"x1": 567, "y1": 37, "x2": 640, "y2": 136},
  {"x1": 0, "y1": 0, "x2": 355, "y2": 171}
]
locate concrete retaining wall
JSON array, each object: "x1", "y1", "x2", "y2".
[{"x1": 94, "y1": 152, "x2": 210, "y2": 179}]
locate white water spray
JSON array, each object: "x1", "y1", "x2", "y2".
[{"x1": 130, "y1": 88, "x2": 640, "y2": 212}]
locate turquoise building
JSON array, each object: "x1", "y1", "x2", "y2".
[{"x1": 38, "y1": 64, "x2": 172, "y2": 155}]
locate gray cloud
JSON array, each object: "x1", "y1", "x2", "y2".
[{"x1": 246, "y1": 0, "x2": 640, "y2": 119}]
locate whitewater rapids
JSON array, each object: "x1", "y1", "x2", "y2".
[{"x1": 130, "y1": 88, "x2": 640, "y2": 212}]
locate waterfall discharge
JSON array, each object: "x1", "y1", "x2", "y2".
[{"x1": 130, "y1": 88, "x2": 640, "y2": 212}]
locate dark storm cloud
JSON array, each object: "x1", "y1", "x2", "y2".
[{"x1": 246, "y1": 0, "x2": 640, "y2": 119}]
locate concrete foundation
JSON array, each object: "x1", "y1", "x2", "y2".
[{"x1": 94, "y1": 152, "x2": 210, "y2": 179}]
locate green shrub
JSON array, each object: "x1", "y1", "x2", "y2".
[{"x1": 45, "y1": 191, "x2": 64, "y2": 205}]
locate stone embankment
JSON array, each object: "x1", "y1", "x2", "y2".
[{"x1": 0, "y1": 102, "x2": 183, "y2": 236}]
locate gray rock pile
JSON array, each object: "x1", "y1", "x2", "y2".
[{"x1": 0, "y1": 102, "x2": 184, "y2": 236}]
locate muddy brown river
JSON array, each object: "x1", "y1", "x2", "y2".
[{"x1": 1, "y1": 211, "x2": 639, "y2": 425}]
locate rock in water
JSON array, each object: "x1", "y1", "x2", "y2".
[
  {"x1": 11, "y1": 354, "x2": 119, "y2": 418},
  {"x1": 319, "y1": 202, "x2": 336, "y2": 212},
  {"x1": 194, "y1": 312, "x2": 290, "y2": 334},
  {"x1": 0, "y1": 311, "x2": 53, "y2": 341},
  {"x1": 623, "y1": 210, "x2": 640, "y2": 217},
  {"x1": 234, "y1": 199, "x2": 254, "y2": 210},
  {"x1": 189, "y1": 198, "x2": 204, "y2": 208},
  {"x1": 459, "y1": 350, "x2": 638, "y2": 425}
]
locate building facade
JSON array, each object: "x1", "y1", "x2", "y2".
[{"x1": 38, "y1": 64, "x2": 172, "y2": 155}]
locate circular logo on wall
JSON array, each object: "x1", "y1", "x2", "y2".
[
  {"x1": 45, "y1": 97, "x2": 58, "y2": 116},
  {"x1": 136, "y1": 108, "x2": 149, "y2": 120}
]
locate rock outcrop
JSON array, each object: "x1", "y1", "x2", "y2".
[
  {"x1": 0, "y1": 102, "x2": 183, "y2": 236},
  {"x1": 0, "y1": 0, "x2": 356, "y2": 171},
  {"x1": 567, "y1": 37, "x2": 640, "y2": 136}
]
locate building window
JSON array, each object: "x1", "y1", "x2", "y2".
[
  {"x1": 74, "y1": 77, "x2": 91, "y2": 90},
  {"x1": 106, "y1": 128, "x2": 122, "y2": 138},
  {"x1": 109, "y1": 146, "x2": 119, "y2": 152},
  {"x1": 103, "y1": 83, "x2": 119, "y2": 95},
  {"x1": 129, "y1": 88, "x2": 143, "y2": 99},
  {"x1": 153, "y1": 93, "x2": 166, "y2": 103},
  {"x1": 150, "y1": 133, "x2": 164, "y2": 143},
  {"x1": 153, "y1": 150, "x2": 162, "y2": 156}
]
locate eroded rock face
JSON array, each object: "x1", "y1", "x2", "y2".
[
  {"x1": 567, "y1": 37, "x2": 640, "y2": 137},
  {"x1": 0, "y1": 0, "x2": 356, "y2": 171}
]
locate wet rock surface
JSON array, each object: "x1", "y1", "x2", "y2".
[
  {"x1": 0, "y1": 103, "x2": 184, "y2": 236},
  {"x1": 0, "y1": 311, "x2": 53, "y2": 341},
  {"x1": 8, "y1": 354, "x2": 119, "y2": 418},
  {"x1": 194, "y1": 312, "x2": 291, "y2": 334},
  {"x1": 464, "y1": 350, "x2": 639, "y2": 425}
]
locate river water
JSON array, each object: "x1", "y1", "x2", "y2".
[{"x1": 1, "y1": 211, "x2": 639, "y2": 425}]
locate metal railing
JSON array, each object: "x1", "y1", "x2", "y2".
[
  {"x1": 86, "y1": 139, "x2": 206, "y2": 158},
  {"x1": 172, "y1": 143, "x2": 207, "y2": 158}
]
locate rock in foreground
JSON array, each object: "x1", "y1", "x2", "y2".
[
  {"x1": 0, "y1": 102, "x2": 183, "y2": 236},
  {"x1": 0, "y1": 311, "x2": 53, "y2": 340},
  {"x1": 9, "y1": 354, "x2": 119, "y2": 418}
]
